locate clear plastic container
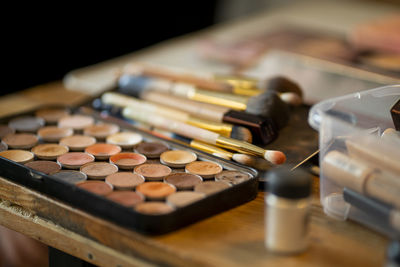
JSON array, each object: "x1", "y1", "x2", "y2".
[{"x1": 308, "y1": 85, "x2": 400, "y2": 237}]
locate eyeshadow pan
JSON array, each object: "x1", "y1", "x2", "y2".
[
  {"x1": 166, "y1": 191, "x2": 206, "y2": 208},
  {"x1": 215, "y1": 170, "x2": 251, "y2": 185},
  {"x1": 185, "y1": 161, "x2": 223, "y2": 179},
  {"x1": 35, "y1": 108, "x2": 70, "y2": 124},
  {"x1": 136, "y1": 182, "x2": 176, "y2": 200},
  {"x1": 85, "y1": 143, "x2": 122, "y2": 160},
  {"x1": 38, "y1": 126, "x2": 73, "y2": 142},
  {"x1": 51, "y1": 170, "x2": 87, "y2": 184},
  {"x1": 58, "y1": 115, "x2": 94, "y2": 131},
  {"x1": 160, "y1": 150, "x2": 197, "y2": 168},
  {"x1": 134, "y1": 202, "x2": 175, "y2": 215},
  {"x1": 194, "y1": 181, "x2": 231, "y2": 195},
  {"x1": 57, "y1": 152, "x2": 95, "y2": 169},
  {"x1": 8, "y1": 116, "x2": 45, "y2": 132},
  {"x1": 2, "y1": 133, "x2": 38, "y2": 149},
  {"x1": 83, "y1": 123, "x2": 120, "y2": 140},
  {"x1": 134, "y1": 163, "x2": 172, "y2": 181},
  {"x1": 135, "y1": 142, "x2": 169, "y2": 158},
  {"x1": 0, "y1": 125, "x2": 15, "y2": 138},
  {"x1": 164, "y1": 173, "x2": 203, "y2": 190},
  {"x1": 80, "y1": 162, "x2": 118, "y2": 179},
  {"x1": 0, "y1": 150, "x2": 34, "y2": 164},
  {"x1": 31, "y1": 144, "x2": 69, "y2": 160},
  {"x1": 25, "y1": 160, "x2": 61, "y2": 175},
  {"x1": 106, "y1": 191, "x2": 144, "y2": 207},
  {"x1": 105, "y1": 172, "x2": 145, "y2": 190},
  {"x1": 59, "y1": 135, "x2": 96, "y2": 151},
  {"x1": 0, "y1": 141, "x2": 8, "y2": 152},
  {"x1": 106, "y1": 132, "x2": 143, "y2": 149},
  {"x1": 76, "y1": 180, "x2": 113, "y2": 196},
  {"x1": 109, "y1": 152, "x2": 147, "y2": 170}
]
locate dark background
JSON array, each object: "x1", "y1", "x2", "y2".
[{"x1": 2, "y1": 2, "x2": 218, "y2": 96}]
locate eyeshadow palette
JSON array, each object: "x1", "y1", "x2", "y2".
[{"x1": 0, "y1": 106, "x2": 258, "y2": 234}]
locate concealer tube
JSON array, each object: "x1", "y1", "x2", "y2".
[{"x1": 322, "y1": 150, "x2": 400, "y2": 209}]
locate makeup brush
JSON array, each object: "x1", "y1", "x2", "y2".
[
  {"x1": 118, "y1": 76, "x2": 279, "y2": 145},
  {"x1": 123, "y1": 63, "x2": 303, "y2": 106},
  {"x1": 122, "y1": 106, "x2": 286, "y2": 165},
  {"x1": 101, "y1": 92, "x2": 252, "y2": 143}
]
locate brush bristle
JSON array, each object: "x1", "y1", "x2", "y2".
[
  {"x1": 279, "y1": 92, "x2": 303, "y2": 106},
  {"x1": 246, "y1": 90, "x2": 290, "y2": 129},
  {"x1": 230, "y1": 126, "x2": 253, "y2": 143},
  {"x1": 265, "y1": 76, "x2": 303, "y2": 98},
  {"x1": 264, "y1": 150, "x2": 286, "y2": 165},
  {"x1": 232, "y1": 154, "x2": 271, "y2": 170}
]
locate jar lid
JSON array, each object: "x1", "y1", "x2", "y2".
[
  {"x1": 266, "y1": 166, "x2": 312, "y2": 199},
  {"x1": 387, "y1": 240, "x2": 400, "y2": 264}
]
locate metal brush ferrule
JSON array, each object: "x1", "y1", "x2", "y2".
[
  {"x1": 215, "y1": 136, "x2": 264, "y2": 157},
  {"x1": 186, "y1": 116, "x2": 232, "y2": 137}
]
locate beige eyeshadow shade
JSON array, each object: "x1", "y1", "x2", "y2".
[
  {"x1": 31, "y1": 144, "x2": 69, "y2": 160},
  {"x1": 134, "y1": 202, "x2": 175, "y2": 215},
  {"x1": 166, "y1": 191, "x2": 206, "y2": 208},
  {"x1": 185, "y1": 161, "x2": 223, "y2": 179},
  {"x1": 2, "y1": 133, "x2": 38, "y2": 149},
  {"x1": 0, "y1": 150, "x2": 34, "y2": 164},
  {"x1": 25, "y1": 160, "x2": 61, "y2": 175},
  {"x1": 109, "y1": 152, "x2": 147, "y2": 170},
  {"x1": 8, "y1": 116, "x2": 45, "y2": 132},
  {"x1": 83, "y1": 123, "x2": 120, "y2": 140},
  {"x1": 80, "y1": 162, "x2": 118, "y2": 179},
  {"x1": 85, "y1": 143, "x2": 122, "y2": 160},
  {"x1": 38, "y1": 126, "x2": 73, "y2": 142},
  {"x1": 134, "y1": 163, "x2": 172, "y2": 181},
  {"x1": 160, "y1": 150, "x2": 197, "y2": 168},
  {"x1": 106, "y1": 132, "x2": 143, "y2": 149},
  {"x1": 35, "y1": 107, "x2": 70, "y2": 124},
  {"x1": 59, "y1": 135, "x2": 96, "y2": 151},
  {"x1": 135, "y1": 182, "x2": 176, "y2": 200},
  {"x1": 105, "y1": 172, "x2": 145, "y2": 190},
  {"x1": 194, "y1": 181, "x2": 231, "y2": 195},
  {"x1": 215, "y1": 170, "x2": 251, "y2": 185},
  {"x1": 164, "y1": 172, "x2": 203, "y2": 190},
  {"x1": 76, "y1": 181, "x2": 113, "y2": 196},
  {"x1": 106, "y1": 191, "x2": 144, "y2": 207},
  {"x1": 58, "y1": 115, "x2": 94, "y2": 131},
  {"x1": 135, "y1": 142, "x2": 169, "y2": 158},
  {"x1": 57, "y1": 152, "x2": 95, "y2": 169}
]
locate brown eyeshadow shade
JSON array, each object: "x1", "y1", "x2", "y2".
[
  {"x1": 52, "y1": 170, "x2": 87, "y2": 184},
  {"x1": 0, "y1": 141, "x2": 8, "y2": 152},
  {"x1": 59, "y1": 135, "x2": 96, "y2": 151},
  {"x1": 135, "y1": 182, "x2": 176, "y2": 200},
  {"x1": 76, "y1": 181, "x2": 113, "y2": 196},
  {"x1": 38, "y1": 126, "x2": 73, "y2": 142},
  {"x1": 215, "y1": 170, "x2": 251, "y2": 185},
  {"x1": 57, "y1": 152, "x2": 95, "y2": 169},
  {"x1": 160, "y1": 150, "x2": 197, "y2": 168},
  {"x1": 80, "y1": 162, "x2": 118, "y2": 179},
  {"x1": 0, "y1": 125, "x2": 15, "y2": 138},
  {"x1": 164, "y1": 173, "x2": 203, "y2": 190},
  {"x1": 106, "y1": 132, "x2": 143, "y2": 149},
  {"x1": 83, "y1": 123, "x2": 120, "y2": 140},
  {"x1": 135, "y1": 142, "x2": 169, "y2": 158},
  {"x1": 35, "y1": 108, "x2": 70, "y2": 124},
  {"x1": 2, "y1": 133, "x2": 38, "y2": 149},
  {"x1": 134, "y1": 163, "x2": 172, "y2": 181},
  {"x1": 166, "y1": 191, "x2": 206, "y2": 208},
  {"x1": 85, "y1": 143, "x2": 122, "y2": 160},
  {"x1": 105, "y1": 172, "x2": 145, "y2": 190},
  {"x1": 194, "y1": 181, "x2": 231, "y2": 195},
  {"x1": 58, "y1": 115, "x2": 94, "y2": 131},
  {"x1": 106, "y1": 191, "x2": 144, "y2": 207},
  {"x1": 134, "y1": 202, "x2": 175, "y2": 215},
  {"x1": 31, "y1": 144, "x2": 69, "y2": 160},
  {"x1": 8, "y1": 116, "x2": 45, "y2": 132},
  {"x1": 185, "y1": 161, "x2": 223, "y2": 179},
  {"x1": 109, "y1": 152, "x2": 147, "y2": 170},
  {"x1": 25, "y1": 160, "x2": 61, "y2": 175},
  {"x1": 0, "y1": 150, "x2": 34, "y2": 164}
]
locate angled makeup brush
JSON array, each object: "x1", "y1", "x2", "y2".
[
  {"x1": 123, "y1": 63, "x2": 303, "y2": 106},
  {"x1": 101, "y1": 92, "x2": 252, "y2": 143},
  {"x1": 121, "y1": 106, "x2": 286, "y2": 165}
]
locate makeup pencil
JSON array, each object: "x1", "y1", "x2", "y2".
[
  {"x1": 121, "y1": 106, "x2": 286, "y2": 165},
  {"x1": 118, "y1": 74, "x2": 291, "y2": 130},
  {"x1": 101, "y1": 92, "x2": 252, "y2": 142}
]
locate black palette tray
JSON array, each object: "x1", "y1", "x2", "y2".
[{"x1": 0, "y1": 106, "x2": 258, "y2": 235}]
